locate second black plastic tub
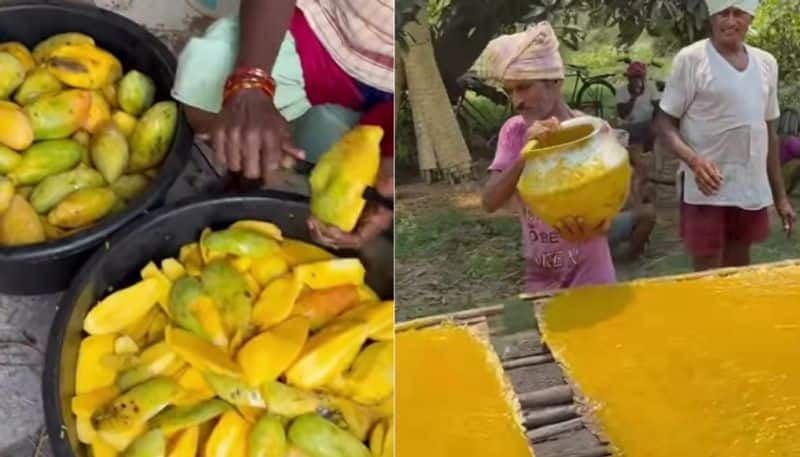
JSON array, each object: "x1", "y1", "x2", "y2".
[
  {"x1": 42, "y1": 192, "x2": 394, "y2": 456},
  {"x1": 0, "y1": 1, "x2": 193, "y2": 295}
]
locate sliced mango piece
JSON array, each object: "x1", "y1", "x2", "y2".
[
  {"x1": 151, "y1": 398, "x2": 231, "y2": 435},
  {"x1": 115, "y1": 335, "x2": 140, "y2": 355},
  {"x1": 161, "y1": 258, "x2": 186, "y2": 281},
  {"x1": 166, "y1": 426, "x2": 198, "y2": 457},
  {"x1": 292, "y1": 285, "x2": 360, "y2": 331},
  {"x1": 370, "y1": 419, "x2": 386, "y2": 457},
  {"x1": 336, "y1": 300, "x2": 394, "y2": 338},
  {"x1": 123, "y1": 307, "x2": 160, "y2": 347},
  {"x1": 201, "y1": 259, "x2": 253, "y2": 336},
  {"x1": 164, "y1": 326, "x2": 242, "y2": 378},
  {"x1": 191, "y1": 296, "x2": 228, "y2": 349},
  {"x1": 251, "y1": 273, "x2": 303, "y2": 329},
  {"x1": 261, "y1": 381, "x2": 322, "y2": 418},
  {"x1": 202, "y1": 228, "x2": 281, "y2": 258},
  {"x1": 249, "y1": 414, "x2": 288, "y2": 457},
  {"x1": 121, "y1": 429, "x2": 165, "y2": 457},
  {"x1": 356, "y1": 284, "x2": 380, "y2": 303},
  {"x1": 172, "y1": 366, "x2": 216, "y2": 406},
  {"x1": 76, "y1": 334, "x2": 118, "y2": 394},
  {"x1": 236, "y1": 316, "x2": 310, "y2": 386},
  {"x1": 323, "y1": 395, "x2": 382, "y2": 442},
  {"x1": 91, "y1": 438, "x2": 119, "y2": 457},
  {"x1": 285, "y1": 320, "x2": 370, "y2": 390},
  {"x1": 204, "y1": 410, "x2": 250, "y2": 457},
  {"x1": 178, "y1": 242, "x2": 203, "y2": 276},
  {"x1": 145, "y1": 310, "x2": 170, "y2": 346},
  {"x1": 250, "y1": 255, "x2": 289, "y2": 287},
  {"x1": 116, "y1": 342, "x2": 181, "y2": 392},
  {"x1": 332, "y1": 341, "x2": 393, "y2": 405},
  {"x1": 84, "y1": 90, "x2": 112, "y2": 133},
  {"x1": 229, "y1": 219, "x2": 283, "y2": 241},
  {"x1": 204, "y1": 372, "x2": 266, "y2": 408},
  {"x1": 140, "y1": 261, "x2": 173, "y2": 315},
  {"x1": 72, "y1": 385, "x2": 120, "y2": 419},
  {"x1": 84, "y1": 277, "x2": 161, "y2": 335},
  {"x1": 77, "y1": 415, "x2": 97, "y2": 444},
  {"x1": 280, "y1": 239, "x2": 334, "y2": 266},
  {"x1": 288, "y1": 413, "x2": 371, "y2": 457},
  {"x1": 294, "y1": 259, "x2": 366, "y2": 290},
  {"x1": 371, "y1": 323, "x2": 394, "y2": 342},
  {"x1": 168, "y1": 276, "x2": 207, "y2": 338}
]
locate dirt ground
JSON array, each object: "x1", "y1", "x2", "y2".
[{"x1": 396, "y1": 163, "x2": 800, "y2": 322}]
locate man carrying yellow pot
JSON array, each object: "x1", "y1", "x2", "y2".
[
  {"x1": 475, "y1": 22, "x2": 620, "y2": 293},
  {"x1": 655, "y1": 0, "x2": 796, "y2": 272}
]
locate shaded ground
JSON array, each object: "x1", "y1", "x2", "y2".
[{"x1": 396, "y1": 172, "x2": 800, "y2": 322}]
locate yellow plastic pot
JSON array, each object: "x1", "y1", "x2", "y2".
[{"x1": 517, "y1": 116, "x2": 632, "y2": 230}]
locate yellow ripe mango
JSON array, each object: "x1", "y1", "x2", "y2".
[
  {"x1": 140, "y1": 261, "x2": 173, "y2": 316},
  {"x1": 294, "y1": 258, "x2": 366, "y2": 290},
  {"x1": 172, "y1": 367, "x2": 215, "y2": 406},
  {"x1": 190, "y1": 296, "x2": 228, "y2": 349},
  {"x1": 146, "y1": 310, "x2": 171, "y2": 346},
  {"x1": 336, "y1": 300, "x2": 394, "y2": 338},
  {"x1": 251, "y1": 273, "x2": 303, "y2": 329},
  {"x1": 0, "y1": 144, "x2": 21, "y2": 173},
  {"x1": 9, "y1": 139, "x2": 84, "y2": 186},
  {"x1": 228, "y1": 219, "x2": 283, "y2": 241},
  {"x1": 285, "y1": 320, "x2": 370, "y2": 390},
  {"x1": 47, "y1": 44, "x2": 122, "y2": 89},
  {"x1": 250, "y1": 255, "x2": 289, "y2": 287},
  {"x1": 83, "y1": 277, "x2": 161, "y2": 335},
  {"x1": 118, "y1": 70, "x2": 156, "y2": 116},
  {"x1": 114, "y1": 335, "x2": 140, "y2": 355},
  {"x1": 0, "y1": 178, "x2": 14, "y2": 214},
  {"x1": 161, "y1": 258, "x2": 186, "y2": 281},
  {"x1": 112, "y1": 110, "x2": 138, "y2": 137},
  {"x1": 48, "y1": 187, "x2": 118, "y2": 229},
  {"x1": 0, "y1": 42, "x2": 34, "y2": 71},
  {"x1": 166, "y1": 425, "x2": 198, "y2": 457},
  {"x1": 292, "y1": 285, "x2": 360, "y2": 331},
  {"x1": 77, "y1": 415, "x2": 97, "y2": 444},
  {"x1": 0, "y1": 195, "x2": 46, "y2": 246},
  {"x1": 25, "y1": 89, "x2": 91, "y2": 140},
  {"x1": 357, "y1": 284, "x2": 380, "y2": 303},
  {"x1": 370, "y1": 419, "x2": 386, "y2": 457},
  {"x1": 110, "y1": 174, "x2": 150, "y2": 202},
  {"x1": 90, "y1": 438, "x2": 119, "y2": 457},
  {"x1": 14, "y1": 67, "x2": 63, "y2": 106},
  {"x1": 91, "y1": 121, "x2": 129, "y2": 183},
  {"x1": 0, "y1": 102, "x2": 34, "y2": 150},
  {"x1": 236, "y1": 316, "x2": 310, "y2": 387},
  {"x1": 32, "y1": 32, "x2": 95, "y2": 63},
  {"x1": 280, "y1": 238, "x2": 334, "y2": 266},
  {"x1": 129, "y1": 101, "x2": 177, "y2": 172},
  {"x1": 71, "y1": 385, "x2": 119, "y2": 419},
  {"x1": 76, "y1": 334, "x2": 118, "y2": 394},
  {"x1": 371, "y1": 323, "x2": 393, "y2": 342},
  {"x1": 102, "y1": 83, "x2": 118, "y2": 108},
  {"x1": 164, "y1": 326, "x2": 242, "y2": 378},
  {"x1": 204, "y1": 410, "x2": 250, "y2": 457},
  {"x1": 84, "y1": 90, "x2": 112, "y2": 133},
  {"x1": 333, "y1": 341, "x2": 393, "y2": 405},
  {"x1": 115, "y1": 341, "x2": 180, "y2": 392},
  {"x1": 0, "y1": 52, "x2": 25, "y2": 99},
  {"x1": 123, "y1": 306, "x2": 160, "y2": 348},
  {"x1": 178, "y1": 242, "x2": 204, "y2": 276}
]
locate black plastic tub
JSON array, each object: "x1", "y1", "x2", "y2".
[
  {"x1": 0, "y1": 0, "x2": 193, "y2": 295},
  {"x1": 43, "y1": 192, "x2": 393, "y2": 456}
]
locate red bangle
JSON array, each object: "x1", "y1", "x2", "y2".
[{"x1": 223, "y1": 67, "x2": 276, "y2": 104}]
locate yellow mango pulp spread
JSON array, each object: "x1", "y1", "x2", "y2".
[
  {"x1": 540, "y1": 265, "x2": 800, "y2": 456},
  {"x1": 396, "y1": 325, "x2": 534, "y2": 457}
]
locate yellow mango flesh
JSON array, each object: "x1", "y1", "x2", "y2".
[
  {"x1": 237, "y1": 316, "x2": 310, "y2": 386},
  {"x1": 0, "y1": 103, "x2": 34, "y2": 150},
  {"x1": 292, "y1": 285, "x2": 360, "y2": 331},
  {"x1": 173, "y1": 367, "x2": 216, "y2": 406},
  {"x1": 164, "y1": 326, "x2": 242, "y2": 378},
  {"x1": 46, "y1": 44, "x2": 122, "y2": 89},
  {"x1": 84, "y1": 90, "x2": 112, "y2": 133},
  {"x1": 250, "y1": 255, "x2": 289, "y2": 287},
  {"x1": 167, "y1": 425, "x2": 198, "y2": 457},
  {"x1": 0, "y1": 52, "x2": 25, "y2": 99},
  {"x1": 178, "y1": 242, "x2": 204, "y2": 276},
  {"x1": 539, "y1": 265, "x2": 800, "y2": 456},
  {"x1": 83, "y1": 278, "x2": 161, "y2": 335},
  {"x1": 72, "y1": 385, "x2": 119, "y2": 418},
  {"x1": 0, "y1": 42, "x2": 34, "y2": 71},
  {"x1": 228, "y1": 219, "x2": 283, "y2": 241},
  {"x1": 294, "y1": 258, "x2": 366, "y2": 290},
  {"x1": 309, "y1": 125, "x2": 382, "y2": 232},
  {"x1": 280, "y1": 239, "x2": 334, "y2": 266},
  {"x1": 48, "y1": 187, "x2": 118, "y2": 229},
  {"x1": 32, "y1": 32, "x2": 95, "y2": 63},
  {"x1": 336, "y1": 300, "x2": 394, "y2": 338},
  {"x1": 91, "y1": 438, "x2": 119, "y2": 457},
  {"x1": 112, "y1": 110, "x2": 138, "y2": 137},
  {"x1": 251, "y1": 273, "x2": 303, "y2": 329},
  {"x1": 0, "y1": 195, "x2": 45, "y2": 246},
  {"x1": 335, "y1": 340, "x2": 393, "y2": 405},
  {"x1": 190, "y1": 296, "x2": 229, "y2": 349},
  {"x1": 285, "y1": 320, "x2": 370, "y2": 390},
  {"x1": 76, "y1": 334, "x2": 118, "y2": 394},
  {"x1": 397, "y1": 325, "x2": 533, "y2": 457},
  {"x1": 161, "y1": 258, "x2": 186, "y2": 281},
  {"x1": 205, "y1": 410, "x2": 250, "y2": 457}
]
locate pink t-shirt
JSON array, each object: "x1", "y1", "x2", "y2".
[{"x1": 489, "y1": 115, "x2": 616, "y2": 294}]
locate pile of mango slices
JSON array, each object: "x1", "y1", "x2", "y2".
[{"x1": 71, "y1": 219, "x2": 394, "y2": 457}]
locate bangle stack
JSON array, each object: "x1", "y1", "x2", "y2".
[{"x1": 223, "y1": 67, "x2": 276, "y2": 105}]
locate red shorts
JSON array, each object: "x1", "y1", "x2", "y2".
[{"x1": 680, "y1": 202, "x2": 770, "y2": 257}]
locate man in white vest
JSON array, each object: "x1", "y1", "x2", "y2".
[{"x1": 655, "y1": 0, "x2": 795, "y2": 271}]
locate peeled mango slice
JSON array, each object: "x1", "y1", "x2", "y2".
[
  {"x1": 91, "y1": 122, "x2": 130, "y2": 182},
  {"x1": 250, "y1": 255, "x2": 289, "y2": 287},
  {"x1": 356, "y1": 285, "x2": 379, "y2": 303},
  {"x1": 0, "y1": 102, "x2": 34, "y2": 150},
  {"x1": 0, "y1": 144, "x2": 21, "y2": 173},
  {"x1": 164, "y1": 326, "x2": 242, "y2": 378},
  {"x1": 123, "y1": 307, "x2": 161, "y2": 347},
  {"x1": 91, "y1": 439, "x2": 119, "y2": 457},
  {"x1": 280, "y1": 239, "x2": 334, "y2": 267},
  {"x1": 249, "y1": 414, "x2": 288, "y2": 457},
  {"x1": 14, "y1": 67, "x2": 63, "y2": 105},
  {"x1": 0, "y1": 52, "x2": 25, "y2": 99},
  {"x1": 129, "y1": 101, "x2": 177, "y2": 172},
  {"x1": 115, "y1": 335, "x2": 140, "y2": 355},
  {"x1": 205, "y1": 410, "x2": 250, "y2": 457},
  {"x1": 288, "y1": 413, "x2": 371, "y2": 457},
  {"x1": 76, "y1": 334, "x2": 118, "y2": 394},
  {"x1": 8, "y1": 139, "x2": 84, "y2": 185},
  {"x1": 261, "y1": 382, "x2": 322, "y2": 418},
  {"x1": 109, "y1": 173, "x2": 149, "y2": 202},
  {"x1": 48, "y1": 187, "x2": 118, "y2": 229},
  {"x1": 113, "y1": 110, "x2": 138, "y2": 137},
  {"x1": 370, "y1": 420, "x2": 386, "y2": 457},
  {"x1": 294, "y1": 259, "x2": 366, "y2": 290},
  {"x1": 92, "y1": 376, "x2": 178, "y2": 451},
  {"x1": 204, "y1": 372, "x2": 266, "y2": 408},
  {"x1": 118, "y1": 70, "x2": 156, "y2": 116},
  {"x1": 0, "y1": 42, "x2": 34, "y2": 71},
  {"x1": 0, "y1": 195, "x2": 46, "y2": 246},
  {"x1": 47, "y1": 44, "x2": 123, "y2": 89},
  {"x1": 172, "y1": 366, "x2": 215, "y2": 407},
  {"x1": 321, "y1": 396, "x2": 381, "y2": 442},
  {"x1": 166, "y1": 425, "x2": 198, "y2": 457},
  {"x1": 336, "y1": 301, "x2": 394, "y2": 338},
  {"x1": 84, "y1": 277, "x2": 161, "y2": 335},
  {"x1": 371, "y1": 324, "x2": 393, "y2": 342},
  {"x1": 236, "y1": 316, "x2": 310, "y2": 386},
  {"x1": 201, "y1": 260, "x2": 253, "y2": 337},
  {"x1": 32, "y1": 32, "x2": 95, "y2": 63},
  {"x1": 309, "y1": 125, "x2": 382, "y2": 232},
  {"x1": 168, "y1": 276, "x2": 208, "y2": 338},
  {"x1": 292, "y1": 285, "x2": 359, "y2": 331},
  {"x1": 116, "y1": 342, "x2": 181, "y2": 392},
  {"x1": 285, "y1": 320, "x2": 370, "y2": 390},
  {"x1": 191, "y1": 296, "x2": 229, "y2": 348},
  {"x1": 0, "y1": 177, "x2": 13, "y2": 213},
  {"x1": 85, "y1": 90, "x2": 113, "y2": 133},
  {"x1": 24, "y1": 90, "x2": 91, "y2": 140},
  {"x1": 150, "y1": 398, "x2": 231, "y2": 435},
  {"x1": 251, "y1": 273, "x2": 303, "y2": 329},
  {"x1": 178, "y1": 242, "x2": 204, "y2": 277},
  {"x1": 121, "y1": 429, "x2": 166, "y2": 457},
  {"x1": 161, "y1": 258, "x2": 186, "y2": 281},
  {"x1": 228, "y1": 220, "x2": 283, "y2": 241},
  {"x1": 202, "y1": 228, "x2": 281, "y2": 258},
  {"x1": 77, "y1": 415, "x2": 97, "y2": 444},
  {"x1": 30, "y1": 166, "x2": 105, "y2": 213},
  {"x1": 380, "y1": 419, "x2": 394, "y2": 457},
  {"x1": 331, "y1": 341, "x2": 393, "y2": 405}
]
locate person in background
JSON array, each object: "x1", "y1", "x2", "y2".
[
  {"x1": 172, "y1": 0, "x2": 394, "y2": 250},
  {"x1": 607, "y1": 147, "x2": 658, "y2": 261},
  {"x1": 655, "y1": 0, "x2": 796, "y2": 272},
  {"x1": 780, "y1": 135, "x2": 800, "y2": 195},
  {"x1": 475, "y1": 22, "x2": 618, "y2": 294},
  {"x1": 616, "y1": 62, "x2": 660, "y2": 153}
]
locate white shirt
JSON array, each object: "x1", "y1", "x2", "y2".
[
  {"x1": 616, "y1": 81, "x2": 661, "y2": 123},
  {"x1": 659, "y1": 39, "x2": 780, "y2": 210}
]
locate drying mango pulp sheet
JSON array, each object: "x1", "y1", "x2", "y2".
[
  {"x1": 397, "y1": 325, "x2": 534, "y2": 457},
  {"x1": 540, "y1": 265, "x2": 800, "y2": 456}
]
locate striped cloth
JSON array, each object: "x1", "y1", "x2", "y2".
[{"x1": 297, "y1": 0, "x2": 394, "y2": 94}]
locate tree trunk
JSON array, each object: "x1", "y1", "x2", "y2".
[{"x1": 402, "y1": 4, "x2": 474, "y2": 183}]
